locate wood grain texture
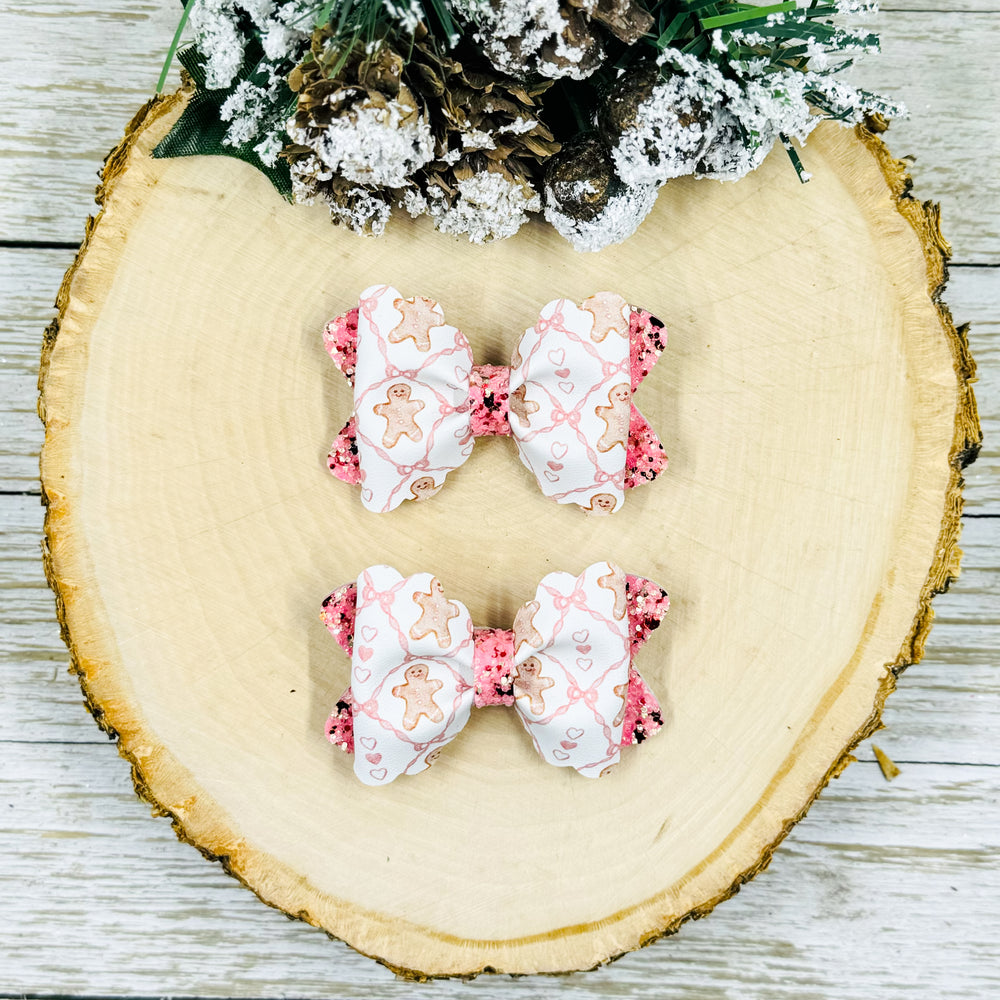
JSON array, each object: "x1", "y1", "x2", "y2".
[
  {"x1": 1, "y1": 0, "x2": 997, "y2": 995},
  {"x1": 953, "y1": 265, "x2": 1000, "y2": 512},
  {"x1": 846, "y1": 11, "x2": 1000, "y2": 264},
  {"x1": 885, "y1": 3, "x2": 998, "y2": 10},
  {"x1": 1, "y1": 741, "x2": 997, "y2": 998}
]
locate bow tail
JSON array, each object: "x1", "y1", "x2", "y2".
[
  {"x1": 625, "y1": 404, "x2": 668, "y2": 490},
  {"x1": 322, "y1": 309, "x2": 359, "y2": 383},
  {"x1": 513, "y1": 667, "x2": 629, "y2": 777},
  {"x1": 351, "y1": 680, "x2": 474, "y2": 786},
  {"x1": 327, "y1": 417, "x2": 361, "y2": 485},
  {"x1": 628, "y1": 308, "x2": 668, "y2": 391}
]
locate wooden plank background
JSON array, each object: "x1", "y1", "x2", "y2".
[{"x1": 1, "y1": 2, "x2": 997, "y2": 996}]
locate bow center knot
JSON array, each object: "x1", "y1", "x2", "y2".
[
  {"x1": 472, "y1": 627, "x2": 516, "y2": 707},
  {"x1": 469, "y1": 365, "x2": 512, "y2": 438}
]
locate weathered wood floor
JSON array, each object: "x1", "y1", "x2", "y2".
[{"x1": 1, "y1": 2, "x2": 997, "y2": 996}]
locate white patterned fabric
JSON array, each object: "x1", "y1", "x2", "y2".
[
  {"x1": 348, "y1": 562, "x2": 630, "y2": 785},
  {"x1": 350, "y1": 566, "x2": 476, "y2": 786},
  {"x1": 349, "y1": 285, "x2": 632, "y2": 513},
  {"x1": 353, "y1": 286, "x2": 474, "y2": 513},
  {"x1": 510, "y1": 561, "x2": 631, "y2": 775},
  {"x1": 508, "y1": 296, "x2": 631, "y2": 513}
]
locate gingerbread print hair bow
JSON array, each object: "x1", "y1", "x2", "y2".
[
  {"x1": 324, "y1": 285, "x2": 668, "y2": 514},
  {"x1": 322, "y1": 562, "x2": 669, "y2": 785}
]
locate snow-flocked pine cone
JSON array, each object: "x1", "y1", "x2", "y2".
[
  {"x1": 543, "y1": 132, "x2": 616, "y2": 222},
  {"x1": 284, "y1": 38, "x2": 430, "y2": 231},
  {"x1": 285, "y1": 25, "x2": 563, "y2": 240},
  {"x1": 450, "y1": 0, "x2": 653, "y2": 81},
  {"x1": 598, "y1": 60, "x2": 716, "y2": 187}
]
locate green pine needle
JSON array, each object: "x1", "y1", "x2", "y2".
[
  {"x1": 156, "y1": 0, "x2": 195, "y2": 94},
  {"x1": 657, "y1": 12, "x2": 691, "y2": 47},
  {"x1": 700, "y1": 2, "x2": 799, "y2": 31},
  {"x1": 780, "y1": 133, "x2": 810, "y2": 183}
]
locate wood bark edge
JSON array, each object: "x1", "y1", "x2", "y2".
[{"x1": 36, "y1": 98, "x2": 983, "y2": 980}]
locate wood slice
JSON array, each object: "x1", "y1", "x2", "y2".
[{"x1": 38, "y1": 94, "x2": 979, "y2": 978}]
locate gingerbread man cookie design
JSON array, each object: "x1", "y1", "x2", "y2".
[
  {"x1": 373, "y1": 383, "x2": 424, "y2": 448},
  {"x1": 582, "y1": 292, "x2": 630, "y2": 343},
  {"x1": 410, "y1": 578, "x2": 461, "y2": 648},
  {"x1": 409, "y1": 476, "x2": 442, "y2": 501},
  {"x1": 513, "y1": 657, "x2": 555, "y2": 716},
  {"x1": 391, "y1": 663, "x2": 444, "y2": 731},
  {"x1": 388, "y1": 295, "x2": 440, "y2": 352},
  {"x1": 512, "y1": 599, "x2": 543, "y2": 654},
  {"x1": 598, "y1": 565, "x2": 628, "y2": 620},
  {"x1": 595, "y1": 382, "x2": 631, "y2": 453},
  {"x1": 509, "y1": 384, "x2": 539, "y2": 428},
  {"x1": 583, "y1": 493, "x2": 618, "y2": 515}
]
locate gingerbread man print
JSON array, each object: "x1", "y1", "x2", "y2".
[
  {"x1": 582, "y1": 292, "x2": 630, "y2": 343},
  {"x1": 391, "y1": 663, "x2": 444, "y2": 731},
  {"x1": 409, "y1": 475, "x2": 442, "y2": 501},
  {"x1": 595, "y1": 382, "x2": 631, "y2": 453},
  {"x1": 388, "y1": 295, "x2": 441, "y2": 352},
  {"x1": 512, "y1": 599, "x2": 543, "y2": 654},
  {"x1": 584, "y1": 493, "x2": 618, "y2": 515},
  {"x1": 598, "y1": 565, "x2": 628, "y2": 620},
  {"x1": 513, "y1": 657, "x2": 555, "y2": 716},
  {"x1": 373, "y1": 383, "x2": 424, "y2": 448},
  {"x1": 509, "y1": 384, "x2": 539, "y2": 428},
  {"x1": 410, "y1": 578, "x2": 460, "y2": 648}
]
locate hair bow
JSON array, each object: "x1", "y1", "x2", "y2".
[
  {"x1": 324, "y1": 285, "x2": 668, "y2": 514},
  {"x1": 322, "y1": 562, "x2": 669, "y2": 785}
]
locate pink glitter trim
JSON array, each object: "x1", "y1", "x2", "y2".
[
  {"x1": 624, "y1": 309, "x2": 669, "y2": 490},
  {"x1": 325, "y1": 690, "x2": 355, "y2": 753},
  {"x1": 625, "y1": 408, "x2": 667, "y2": 489},
  {"x1": 472, "y1": 627, "x2": 517, "y2": 707},
  {"x1": 320, "y1": 582, "x2": 357, "y2": 655},
  {"x1": 468, "y1": 366, "x2": 512, "y2": 438},
  {"x1": 629, "y1": 309, "x2": 668, "y2": 392},
  {"x1": 324, "y1": 575, "x2": 669, "y2": 753},
  {"x1": 621, "y1": 668, "x2": 663, "y2": 745},
  {"x1": 327, "y1": 416, "x2": 361, "y2": 485},
  {"x1": 323, "y1": 309, "x2": 359, "y2": 385},
  {"x1": 625, "y1": 574, "x2": 671, "y2": 656}
]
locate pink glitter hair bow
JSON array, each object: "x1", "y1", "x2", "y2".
[
  {"x1": 322, "y1": 562, "x2": 669, "y2": 785},
  {"x1": 324, "y1": 284, "x2": 668, "y2": 514}
]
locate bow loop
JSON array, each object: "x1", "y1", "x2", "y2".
[
  {"x1": 511, "y1": 562, "x2": 631, "y2": 774},
  {"x1": 348, "y1": 566, "x2": 475, "y2": 785},
  {"x1": 353, "y1": 286, "x2": 475, "y2": 513}
]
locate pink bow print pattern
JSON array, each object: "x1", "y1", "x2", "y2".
[
  {"x1": 322, "y1": 562, "x2": 669, "y2": 785},
  {"x1": 323, "y1": 285, "x2": 668, "y2": 514}
]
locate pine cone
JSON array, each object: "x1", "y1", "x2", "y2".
[
  {"x1": 284, "y1": 34, "x2": 436, "y2": 221},
  {"x1": 406, "y1": 32, "x2": 560, "y2": 169},
  {"x1": 285, "y1": 26, "x2": 561, "y2": 237},
  {"x1": 452, "y1": 0, "x2": 652, "y2": 81},
  {"x1": 597, "y1": 59, "x2": 716, "y2": 187},
  {"x1": 543, "y1": 132, "x2": 616, "y2": 222}
]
